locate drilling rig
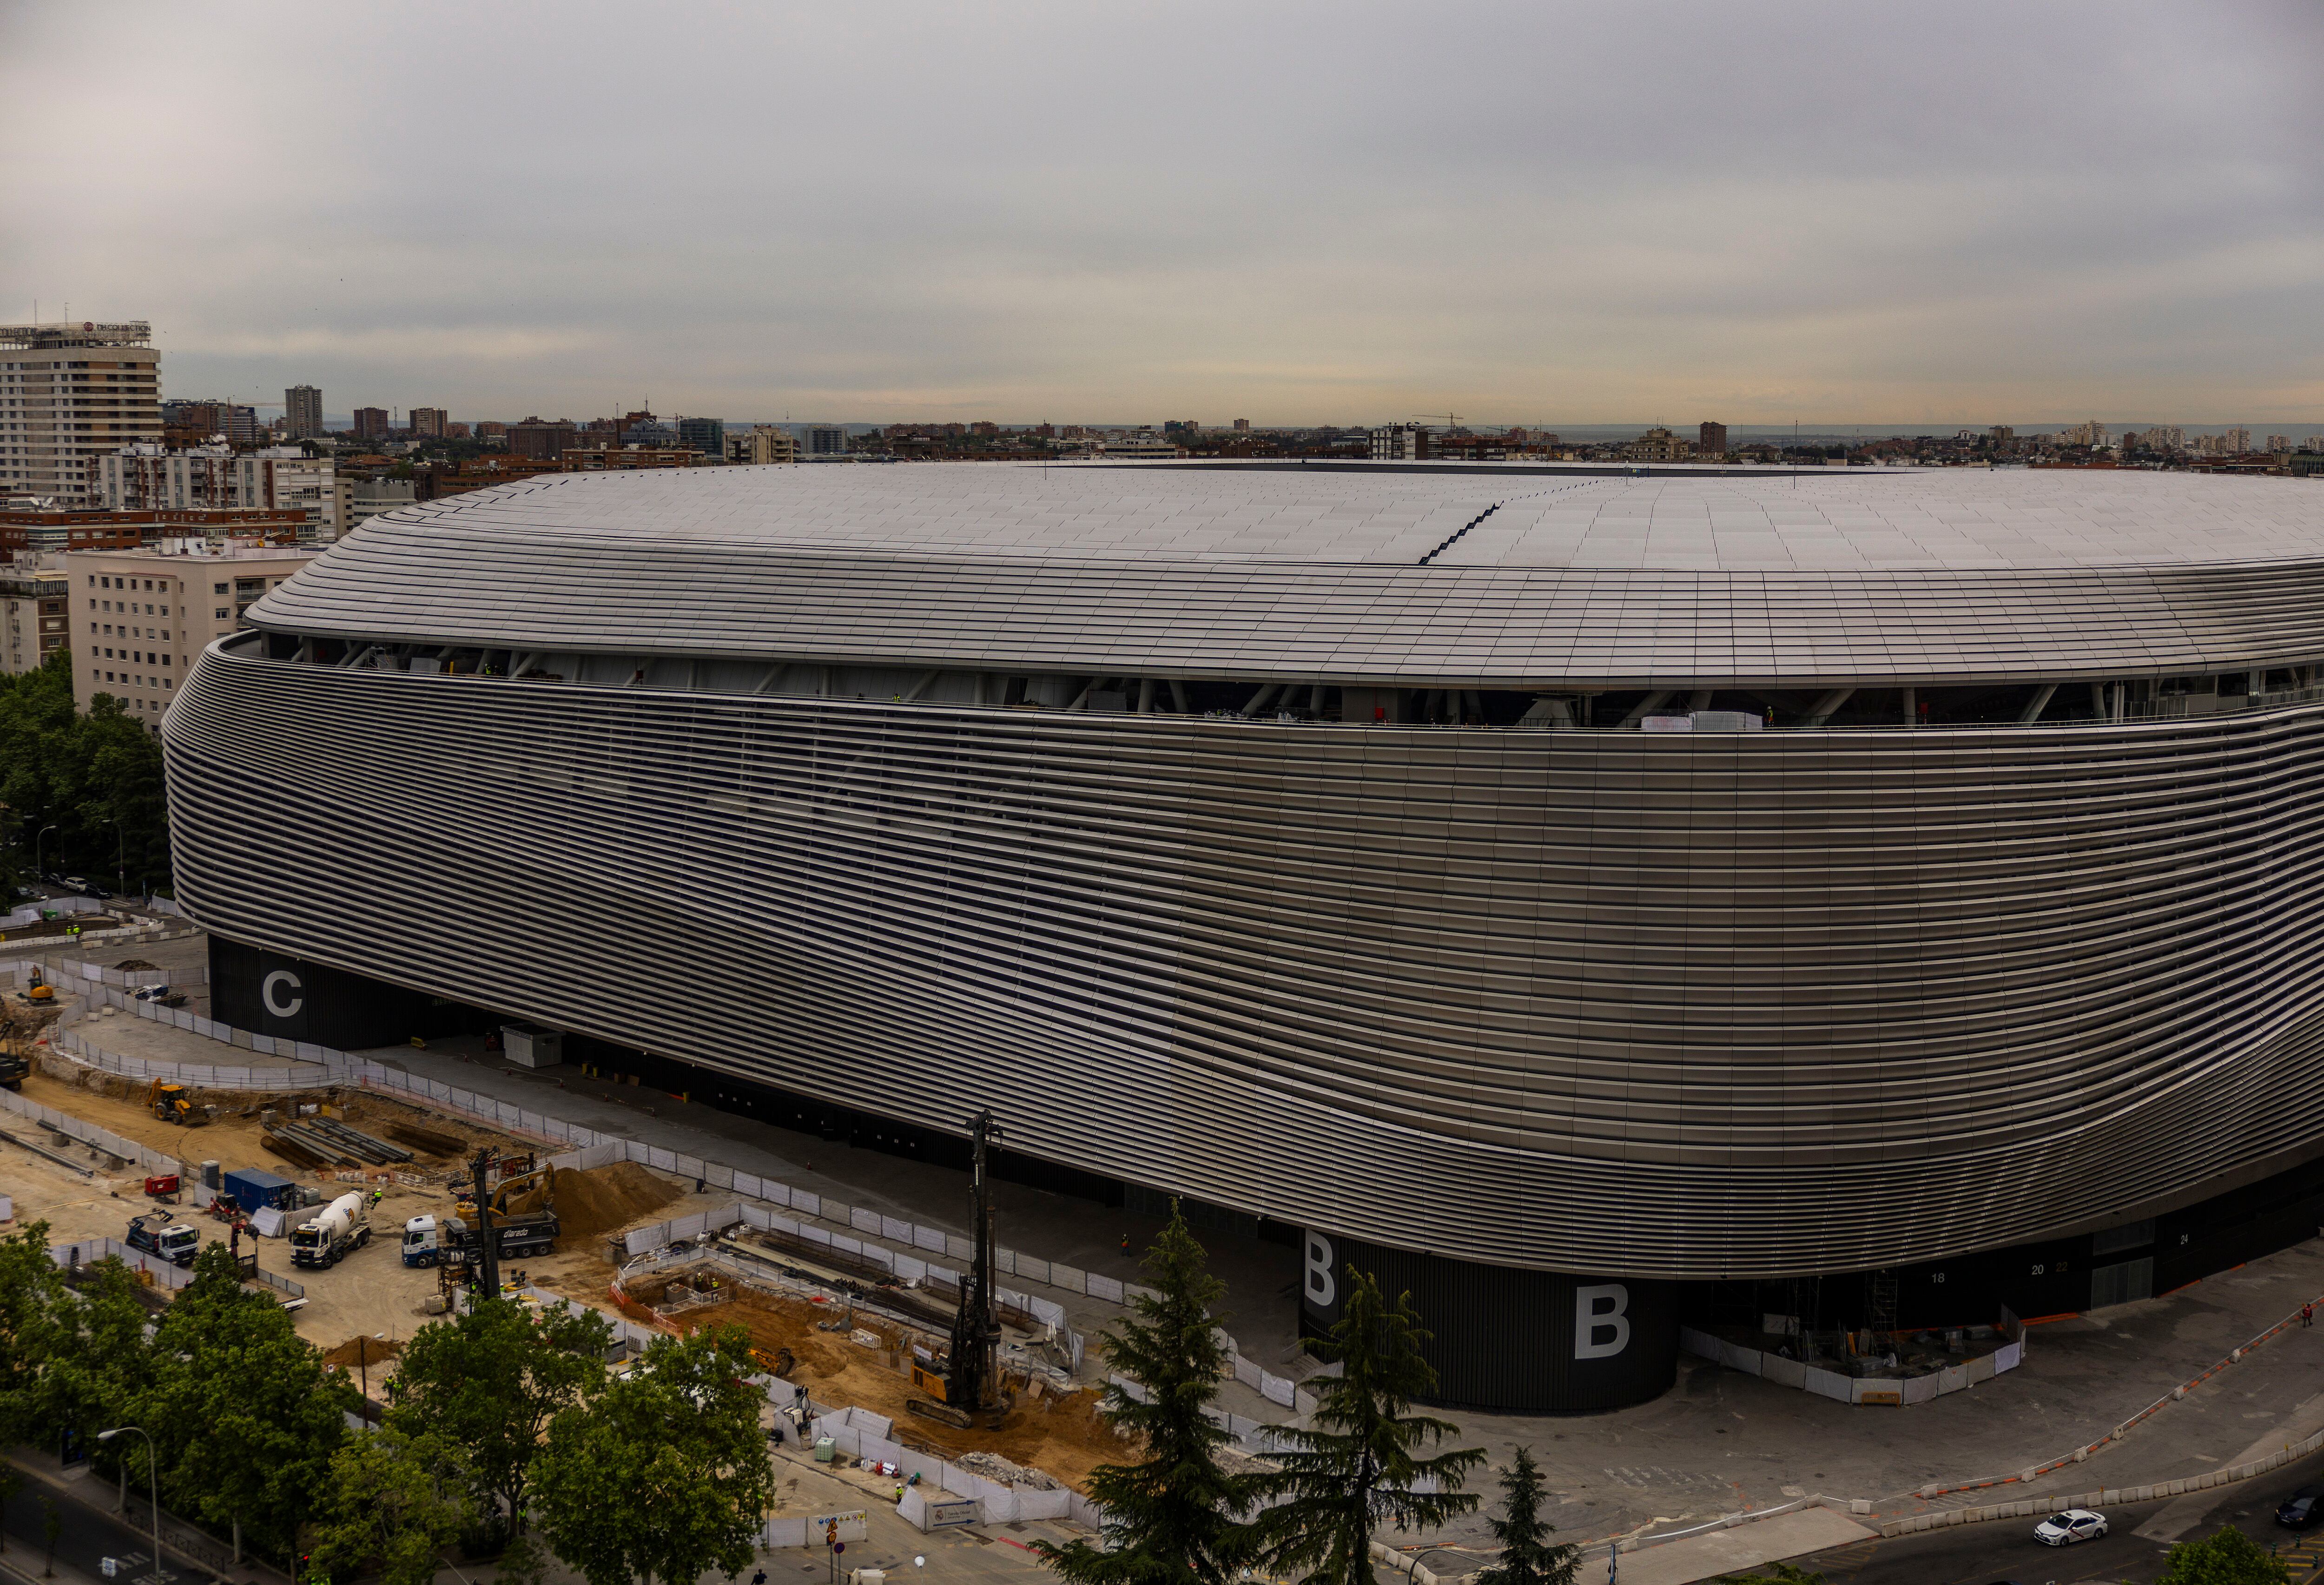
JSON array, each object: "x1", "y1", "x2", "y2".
[{"x1": 908, "y1": 1110, "x2": 1004, "y2": 1427}]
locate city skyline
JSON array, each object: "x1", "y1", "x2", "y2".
[{"x1": 5, "y1": 2, "x2": 2320, "y2": 425}]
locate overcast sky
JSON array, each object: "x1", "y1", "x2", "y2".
[{"x1": 5, "y1": 1, "x2": 2319, "y2": 428}]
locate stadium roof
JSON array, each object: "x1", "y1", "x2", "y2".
[{"x1": 251, "y1": 462, "x2": 2324, "y2": 687}]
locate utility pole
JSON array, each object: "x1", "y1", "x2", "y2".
[{"x1": 944, "y1": 1111, "x2": 1004, "y2": 1417}]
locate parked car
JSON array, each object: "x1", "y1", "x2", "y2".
[
  {"x1": 2034, "y1": 1510, "x2": 2107, "y2": 1546},
  {"x1": 85, "y1": 883, "x2": 112, "y2": 899},
  {"x1": 2278, "y1": 1486, "x2": 2324, "y2": 1527},
  {"x1": 60, "y1": 876, "x2": 87, "y2": 893}
]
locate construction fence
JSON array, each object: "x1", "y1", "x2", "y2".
[
  {"x1": 47, "y1": 1235, "x2": 198, "y2": 1291},
  {"x1": 25, "y1": 990, "x2": 1320, "y2": 1431},
  {"x1": 0, "y1": 1080, "x2": 182, "y2": 1174},
  {"x1": 1678, "y1": 1308, "x2": 2024, "y2": 1407}
]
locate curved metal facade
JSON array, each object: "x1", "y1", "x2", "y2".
[
  {"x1": 165, "y1": 636, "x2": 2324, "y2": 1281},
  {"x1": 253, "y1": 467, "x2": 2324, "y2": 689}
]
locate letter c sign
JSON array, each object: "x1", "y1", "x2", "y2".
[
  {"x1": 261, "y1": 969, "x2": 304, "y2": 1019},
  {"x1": 1575, "y1": 1283, "x2": 1631, "y2": 1359},
  {"x1": 1303, "y1": 1230, "x2": 1337, "y2": 1309}
]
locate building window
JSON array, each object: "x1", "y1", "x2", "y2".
[
  {"x1": 214, "y1": 607, "x2": 228, "y2": 618},
  {"x1": 213, "y1": 583, "x2": 227, "y2": 594}
]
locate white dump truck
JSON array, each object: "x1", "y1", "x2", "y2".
[{"x1": 290, "y1": 1191, "x2": 372, "y2": 1268}]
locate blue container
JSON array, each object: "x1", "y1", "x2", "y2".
[{"x1": 221, "y1": 1167, "x2": 296, "y2": 1215}]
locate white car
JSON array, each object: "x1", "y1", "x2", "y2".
[{"x1": 2034, "y1": 1509, "x2": 2107, "y2": 1546}]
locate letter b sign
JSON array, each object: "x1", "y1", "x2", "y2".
[
  {"x1": 1575, "y1": 1283, "x2": 1631, "y2": 1359},
  {"x1": 1303, "y1": 1231, "x2": 1337, "y2": 1310}
]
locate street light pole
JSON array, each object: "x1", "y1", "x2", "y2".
[
  {"x1": 34, "y1": 822, "x2": 56, "y2": 880},
  {"x1": 97, "y1": 1426, "x2": 159, "y2": 1582}
]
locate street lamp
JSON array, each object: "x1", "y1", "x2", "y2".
[
  {"x1": 34, "y1": 822, "x2": 57, "y2": 881},
  {"x1": 96, "y1": 1427, "x2": 159, "y2": 1583}
]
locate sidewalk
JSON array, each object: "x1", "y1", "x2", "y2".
[{"x1": 4, "y1": 1447, "x2": 290, "y2": 1585}]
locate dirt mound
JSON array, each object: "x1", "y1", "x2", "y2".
[
  {"x1": 673, "y1": 1288, "x2": 1132, "y2": 1490},
  {"x1": 112, "y1": 958, "x2": 160, "y2": 972},
  {"x1": 322, "y1": 1335, "x2": 403, "y2": 1368},
  {"x1": 545, "y1": 1162, "x2": 684, "y2": 1243}
]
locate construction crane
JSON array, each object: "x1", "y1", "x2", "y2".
[
  {"x1": 908, "y1": 1110, "x2": 1005, "y2": 1427},
  {"x1": 1412, "y1": 412, "x2": 1464, "y2": 430}
]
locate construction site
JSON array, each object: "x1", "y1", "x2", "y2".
[{"x1": 1, "y1": 939, "x2": 1163, "y2": 1511}]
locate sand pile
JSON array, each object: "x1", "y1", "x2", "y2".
[
  {"x1": 543, "y1": 1162, "x2": 685, "y2": 1243},
  {"x1": 322, "y1": 1335, "x2": 404, "y2": 1368},
  {"x1": 672, "y1": 1289, "x2": 1132, "y2": 1489}
]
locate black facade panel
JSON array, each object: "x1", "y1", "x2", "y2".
[
  {"x1": 1299, "y1": 1229, "x2": 1677, "y2": 1413},
  {"x1": 208, "y1": 935, "x2": 493, "y2": 1052}
]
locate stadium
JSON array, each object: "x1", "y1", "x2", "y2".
[{"x1": 164, "y1": 460, "x2": 2324, "y2": 1411}]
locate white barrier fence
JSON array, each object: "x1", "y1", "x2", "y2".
[
  {"x1": 26, "y1": 984, "x2": 1320, "y2": 1428},
  {"x1": 1679, "y1": 1322, "x2": 2022, "y2": 1407},
  {"x1": 0, "y1": 1080, "x2": 181, "y2": 1174},
  {"x1": 48, "y1": 1235, "x2": 197, "y2": 1290}
]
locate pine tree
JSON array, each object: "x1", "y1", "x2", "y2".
[
  {"x1": 1472, "y1": 1449, "x2": 1575, "y2": 1585},
  {"x1": 1034, "y1": 1206, "x2": 1259, "y2": 1585},
  {"x1": 1253, "y1": 1269, "x2": 1484, "y2": 1585}
]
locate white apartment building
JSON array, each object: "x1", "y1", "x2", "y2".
[
  {"x1": 0, "y1": 323, "x2": 163, "y2": 503},
  {"x1": 95, "y1": 444, "x2": 343, "y2": 541},
  {"x1": 65, "y1": 542, "x2": 321, "y2": 730},
  {"x1": 728, "y1": 426, "x2": 800, "y2": 465},
  {"x1": 1, "y1": 560, "x2": 69, "y2": 675}
]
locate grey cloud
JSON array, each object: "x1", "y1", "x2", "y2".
[{"x1": 2, "y1": 0, "x2": 2317, "y2": 424}]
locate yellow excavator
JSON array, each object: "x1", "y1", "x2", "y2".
[{"x1": 146, "y1": 1079, "x2": 210, "y2": 1127}]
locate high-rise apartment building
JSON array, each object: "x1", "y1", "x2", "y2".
[
  {"x1": 675, "y1": 416, "x2": 726, "y2": 461},
  {"x1": 409, "y1": 407, "x2": 448, "y2": 439},
  {"x1": 67, "y1": 541, "x2": 320, "y2": 731},
  {"x1": 806, "y1": 425, "x2": 848, "y2": 457},
  {"x1": 2267, "y1": 435, "x2": 2294, "y2": 455},
  {"x1": 1368, "y1": 423, "x2": 1428, "y2": 461},
  {"x1": 352, "y1": 407, "x2": 390, "y2": 440},
  {"x1": 1625, "y1": 427, "x2": 1691, "y2": 463},
  {"x1": 285, "y1": 384, "x2": 324, "y2": 439},
  {"x1": 0, "y1": 322, "x2": 162, "y2": 503},
  {"x1": 2227, "y1": 427, "x2": 2253, "y2": 454},
  {"x1": 1698, "y1": 421, "x2": 1728, "y2": 458},
  {"x1": 508, "y1": 418, "x2": 578, "y2": 460},
  {"x1": 96, "y1": 444, "x2": 343, "y2": 541},
  {"x1": 1, "y1": 562, "x2": 70, "y2": 675},
  {"x1": 730, "y1": 426, "x2": 799, "y2": 465}
]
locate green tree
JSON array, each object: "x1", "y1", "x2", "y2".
[
  {"x1": 0, "y1": 1222, "x2": 62, "y2": 1443},
  {"x1": 0, "y1": 651, "x2": 172, "y2": 894},
  {"x1": 134, "y1": 1243, "x2": 357, "y2": 1557},
  {"x1": 19, "y1": 1254, "x2": 156, "y2": 1467},
  {"x1": 2155, "y1": 1526, "x2": 2293, "y2": 1585},
  {"x1": 310, "y1": 1428, "x2": 476, "y2": 1585},
  {"x1": 1034, "y1": 1205, "x2": 1260, "y2": 1585},
  {"x1": 531, "y1": 1323, "x2": 775, "y2": 1585},
  {"x1": 1472, "y1": 1448, "x2": 1575, "y2": 1585},
  {"x1": 386, "y1": 1295, "x2": 613, "y2": 1530},
  {"x1": 1251, "y1": 1269, "x2": 1484, "y2": 1585}
]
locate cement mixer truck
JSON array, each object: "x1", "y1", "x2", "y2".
[{"x1": 290, "y1": 1191, "x2": 373, "y2": 1268}]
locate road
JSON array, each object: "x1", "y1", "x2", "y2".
[
  {"x1": 1796, "y1": 1447, "x2": 2324, "y2": 1585},
  {"x1": 1, "y1": 1474, "x2": 192, "y2": 1585}
]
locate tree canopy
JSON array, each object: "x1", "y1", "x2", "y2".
[
  {"x1": 2155, "y1": 1526, "x2": 2295, "y2": 1585},
  {"x1": 311, "y1": 1428, "x2": 476, "y2": 1585},
  {"x1": 1251, "y1": 1269, "x2": 1484, "y2": 1585},
  {"x1": 1473, "y1": 1448, "x2": 1576, "y2": 1585},
  {"x1": 134, "y1": 1243, "x2": 358, "y2": 1556},
  {"x1": 0, "y1": 651, "x2": 170, "y2": 894},
  {"x1": 387, "y1": 1295, "x2": 613, "y2": 1528},
  {"x1": 1036, "y1": 1205, "x2": 1260, "y2": 1585},
  {"x1": 531, "y1": 1323, "x2": 775, "y2": 1585}
]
